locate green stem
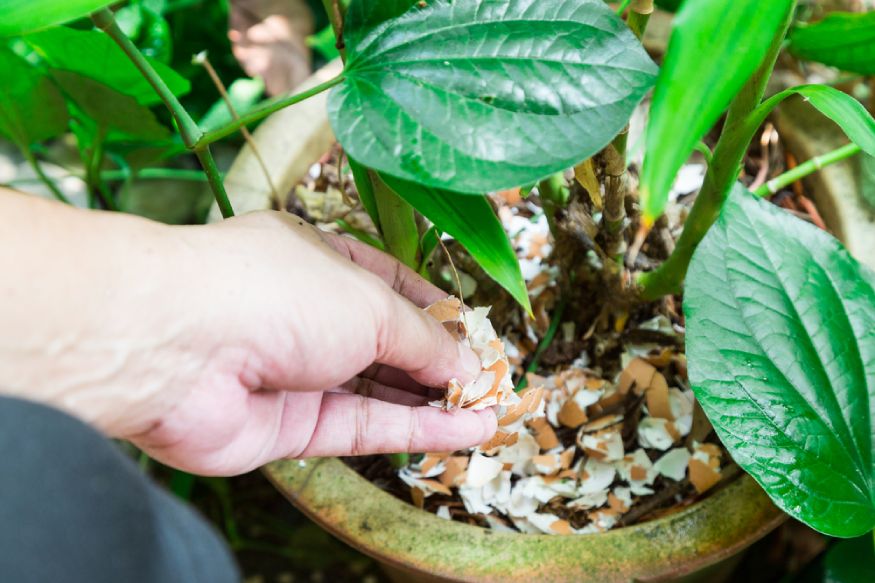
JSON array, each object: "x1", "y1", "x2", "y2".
[
  {"x1": 612, "y1": 2, "x2": 652, "y2": 159},
  {"x1": 616, "y1": 0, "x2": 633, "y2": 16},
  {"x1": 637, "y1": 5, "x2": 795, "y2": 300},
  {"x1": 627, "y1": 1, "x2": 653, "y2": 40},
  {"x1": 92, "y1": 8, "x2": 202, "y2": 148},
  {"x1": 539, "y1": 172, "x2": 570, "y2": 241},
  {"x1": 194, "y1": 75, "x2": 344, "y2": 147},
  {"x1": 6, "y1": 167, "x2": 212, "y2": 187},
  {"x1": 195, "y1": 146, "x2": 235, "y2": 218},
  {"x1": 107, "y1": 168, "x2": 212, "y2": 182},
  {"x1": 389, "y1": 453, "x2": 410, "y2": 468},
  {"x1": 23, "y1": 148, "x2": 72, "y2": 205},
  {"x1": 515, "y1": 295, "x2": 568, "y2": 392},
  {"x1": 754, "y1": 143, "x2": 861, "y2": 197}
]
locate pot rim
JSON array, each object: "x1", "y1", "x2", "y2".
[{"x1": 264, "y1": 457, "x2": 785, "y2": 583}]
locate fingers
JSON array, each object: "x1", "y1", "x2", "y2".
[
  {"x1": 370, "y1": 288, "x2": 482, "y2": 388},
  {"x1": 296, "y1": 393, "x2": 497, "y2": 458},
  {"x1": 334, "y1": 377, "x2": 431, "y2": 407},
  {"x1": 321, "y1": 231, "x2": 447, "y2": 308},
  {"x1": 359, "y1": 363, "x2": 431, "y2": 395}
]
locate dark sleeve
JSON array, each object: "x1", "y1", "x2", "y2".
[{"x1": 0, "y1": 396, "x2": 240, "y2": 583}]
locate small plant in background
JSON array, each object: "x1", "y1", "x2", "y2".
[{"x1": 2, "y1": 0, "x2": 875, "y2": 574}]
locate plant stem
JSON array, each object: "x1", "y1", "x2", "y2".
[
  {"x1": 194, "y1": 75, "x2": 344, "y2": 147},
  {"x1": 627, "y1": 1, "x2": 653, "y2": 40},
  {"x1": 23, "y1": 148, "x2": 72, "y2": 205},
  {"x1": 637, "y1": 5, "x2": 795, "y2": 299},
  {"x1": 538, "y1": 172, "x2": 569, "y2": 241},
  {"x1": 754, "y1": 143, "x2": 861, "y2": 197},
  {"x1": 389, "y1": 453, "x2": 410, "y2": 468},
  {"x1": 515, "y1": 295, "x2": 568, "y2": 392},
  {"x1": 92, "y1": 8, "x2": 202, "y2": 149},
  {"x1": 7, "y1": 167, "x2": 212, "y2": 186},
  {"x1": 195, "y1": 145, "x2": 235, "y2": 218}
]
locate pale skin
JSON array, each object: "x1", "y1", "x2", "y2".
[{"x1": 0, "y1": 188, "x2": 498, "y2": 476}]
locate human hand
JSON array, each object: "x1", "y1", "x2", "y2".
[
  {"x1": 132, "y1": 212, "x2": 498, "y2": 475},
  {"x1": 0, "y1": 194, "x2": 497, "y2": 476}
]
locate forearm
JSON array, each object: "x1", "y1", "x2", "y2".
[{"x1": 0, "y1": 189, "x2": 202, "y2": 436}]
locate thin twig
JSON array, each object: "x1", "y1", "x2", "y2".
[
  {"x1": 437, "y1": 235, "x2": 470, "y2": 339},
  {"x1": 195, "y1": 52, "x2": 280, "y2": 205}
]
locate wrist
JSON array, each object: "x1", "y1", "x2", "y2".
[{"x1": 0, "y1": 192, "x2": 207, "y2": 437}]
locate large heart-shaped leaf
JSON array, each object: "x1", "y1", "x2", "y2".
[
  {"x1": 378, "y1": 173, "x2": 532, "y2": 315},
  {"x1": 27, "y1": 27, "x2": 189, "y2": 106},
  {"x1": 0, "y1": 0, "x2": 114, "y2": 36},
  {"x1": 789, "y1": 12, "x2": 875, "y2": 75},
  {"x1": 639, "y1": 0, "x2": 794, "y2": 222},
  {"x1": 685, "y1": 185, "x2": 875, "y2": 537},
  {"x1": 0, "y1": 47, "x2": 69, "y2": 147},
  {"x1": 329, "y1": 0, "x2": 657, "y2": 194}
]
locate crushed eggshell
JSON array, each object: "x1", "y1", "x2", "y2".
[
  {"x1": 425, "y1": 298, "x2": 520, "y2": 413},
  {"x1": 396, "y1": 309, "x2": 725, "y2": 535}
]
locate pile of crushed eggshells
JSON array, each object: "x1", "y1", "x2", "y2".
[{"x1": 397, "y1": 295, "x2": 723, "y2": 535}]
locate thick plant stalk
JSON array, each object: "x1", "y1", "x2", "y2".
[
  {"x1": 601, "y1": 144, "x2": 628, "y2": 260},
  {"x1": 627, "y1": 1, "x2": 654, "y2": 43},
  {"x1": 637, "y1": 7, "x2": 795, "y2": 299}
]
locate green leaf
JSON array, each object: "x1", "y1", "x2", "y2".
[
  {"x1": 639, "y1": 0, "x2": 794, "y2": 222},
  {"x1": 752, "y1": 85, "x2": 875, "y2": 159},
  {"x1": 379, "y1": 173, "x2": 532, "y2": 315},
  {"x1": 789, "y1": 12, "x2": 875, "y2": 75},
  {"x1": 51, "y1": 70, "x2": 170, "y2": 140},
  {"x1": 685, "y1": 184, "x2": 875, "y2": 537},
  {"x1": 27, "y1": 27, "x2": 189, "y2": 106},
  {"x1": 346, "y1": 157, "x2": 382, "y2": 231},
  {"x1": 0, "y1": 47, "x2": 69, "y2": 146},
  {"x1": 306, "y1": 25, "x2": 340, "y2": 61},
  {"x1": 330, "y1": 0, "x2": 657, "y2": 194},
  {"x1": 824, "y1": 535, "x2": 875, "y2": 583},
  {"x1": 655, "y1": 0, "x2": 683, "y2": 11},
  {"x1": 0, "y1": 0, "x2": 115, "y2": 36}
]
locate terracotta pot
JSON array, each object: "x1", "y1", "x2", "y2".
[{"x1": 220, "y1": 63, "x2": 872, "y2": 583}]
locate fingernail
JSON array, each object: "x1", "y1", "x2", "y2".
[{"x1": 458, "y1": 343, "x2": 482, "y2": 381}]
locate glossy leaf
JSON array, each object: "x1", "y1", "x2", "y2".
[
  {"x1": 685, "y1": 185, "x2": 875, "y2": 537},
  {"x1": 0, "y1": 0, "x2": 114, "y2": 36},
  {"x1": 789, "y1": 12, "x2": 875, "y2": 75},
  {"x1": 27, "y1": 27, "x2": 189, "y2": 106},
  {"x1": 52, "y1": 70, "x2": 170, "y2": 140},
  {"x1": 379, "y1": 173, "x2": 532, "y2": 315},
  {"x1": 330, "y1": 0, "x2": 657, "y2": 193},
  {"x1": 639, "y1": 0, "x2": 794, "y2": 222},
  {"x1": 0, "y1": 47, "x2": 68, "y2": 146}
]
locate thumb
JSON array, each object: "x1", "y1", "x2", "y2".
[{"x1": 370, "y1": 287, "x2": 482, "y2": 388}]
